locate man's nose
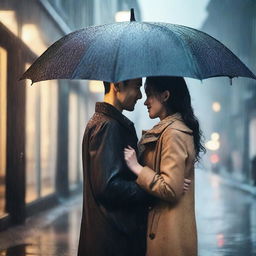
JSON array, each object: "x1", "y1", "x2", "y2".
[{"x1": 144, "y1": 99, "x2": 148, "y2": 105}]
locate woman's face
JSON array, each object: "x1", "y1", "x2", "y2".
[{"x1": 144, "y1": 87, "x2": 169, "y2": 120}]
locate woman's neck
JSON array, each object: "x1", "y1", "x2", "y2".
[{"x1": 159, "y1": 109, "x2": 176, "y2": 121}]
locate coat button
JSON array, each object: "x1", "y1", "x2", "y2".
[{"x1": 149, "y1": 233, "x2": 155, "y2": 240}]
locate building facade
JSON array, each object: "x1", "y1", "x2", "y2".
[
  {"x1": 0, "y1": 0, "x2": 141, "y2": 229},
  {"x1": 200, "y1": 0, "x2": 256, "y2": 185}
]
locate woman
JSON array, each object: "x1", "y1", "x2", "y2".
[{"x1": 124, "y1": 76, "x2": 205, "y2": 256}]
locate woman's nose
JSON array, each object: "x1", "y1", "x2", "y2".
[{"x1": 144, "y1": 99, "x2": 148, "y2": 105}]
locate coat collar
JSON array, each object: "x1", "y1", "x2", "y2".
[
  {"x1": 140, "y1": 112, "x2": 193, "y2": 145},
  {"x1": 95, "y1": 102, "x2": 135, "y2": 131}
]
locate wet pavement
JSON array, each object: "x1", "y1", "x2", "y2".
[
  {"x1": 196, "y1": 170, "x2": 256, "y2": 256},
  {"x1": 0, "y1": 169, "x2": 255, "y2": 256},
  {"x1": 0, "y1": 196, "x2": 82, "y2": 256}
]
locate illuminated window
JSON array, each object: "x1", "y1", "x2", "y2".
[
  {"x1": 21, "y1": 24, "x2": 47, "y2": 56},
  {"x1": 0, "y1": 11, "x2": 18, "y2": 36},
  {"x1": 0, "y1": 47, "x2": 7, "y2": 216},
  {"x1": 25, "y1": 64, "x2": 58, "y2": 203}
]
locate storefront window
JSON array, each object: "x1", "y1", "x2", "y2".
[
  {"x1": 25, "y1": 66, "x2": 58, "y2": 203},
  {"x1": 0, "y1": 47, "x2": 7, "y2": 216}
]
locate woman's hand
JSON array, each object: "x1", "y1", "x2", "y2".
[{"x1": 124, "y1": 146, "x2": 143, "y2": 176}]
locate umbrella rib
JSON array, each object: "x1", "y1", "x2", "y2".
[
  {"x1": 173, "y1": 24, "x2": 256, "y2": 79},
  {"x1": 111, "y1": 23, "x2": 130, "y2": 82},
  {"x1": 69, "y1": 24, "x2": 116, "y2": 80},
  {"x1": 144, "y1": 22, "x2": 203, "y2": 79},
  {"x1": 194, "y1": 28, "x2": 256, "y2": 79}
]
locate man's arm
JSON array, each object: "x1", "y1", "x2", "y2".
[{"x1": 88, "y1": 120, "x2": 150, "y2": 209}]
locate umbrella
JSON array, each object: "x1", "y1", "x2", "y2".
[{"x1": 20, "y1": 9, "x2": 256, "y2": 84}]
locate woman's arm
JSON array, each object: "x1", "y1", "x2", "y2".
[{"x1": 124, "y1": 129, "x2": 189, "y2": 203}]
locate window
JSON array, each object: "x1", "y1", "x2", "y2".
[
  {"x1": 25, "y1": 69, "x2": 58, "y2": 203},
  {"x1": 68, "y1": 91, "x2": 86, "y2": 190}
]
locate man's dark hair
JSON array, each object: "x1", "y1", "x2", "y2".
[
  {"x1": 103, "y1": 80, "x2": 129, "y2": 94},
  {"x1": 103, "y1": 81, "x2": 111, "y2": 94}
]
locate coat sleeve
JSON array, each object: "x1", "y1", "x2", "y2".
[
  {"x1": 136, "y1": 129, "x2": 188, "y2": 203},
  {"x1": 88, "y1": 120, "x2": 150, "y2": 209}
]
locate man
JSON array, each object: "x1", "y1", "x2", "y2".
[
  {"x1": 78, "y1": 78, "x2": 191, "y2": 256},
  {"x1": 78, "y1": 78, "x2": 150, "y2": 256}
]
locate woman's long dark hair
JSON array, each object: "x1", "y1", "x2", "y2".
[{"x1": 145, "y1": 76, "x2": 206, "y2": 163}]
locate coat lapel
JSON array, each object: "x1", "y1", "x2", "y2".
[{"x1": 139, "y1": 113, "x2": 193, "y2": 146}]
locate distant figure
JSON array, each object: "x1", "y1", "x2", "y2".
[{"x1": 124, "y1": 76, "x2": 206, "y2": 256}]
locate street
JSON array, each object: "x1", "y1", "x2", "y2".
[
  {"x1": 196, "y1": 170, "x2": 256, "y2": 256},
  {"x1": 0, "y1": 169, "x2": 255, "y2": 256}
]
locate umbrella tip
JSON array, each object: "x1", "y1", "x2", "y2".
[{"x1": 130, "y1": 8, "x2": 136, "y2": 22}]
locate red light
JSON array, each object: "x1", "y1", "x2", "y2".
[
  {"x1": 211, "y1": 154, "x2": 220, "y2": 164},
  {"x1": 217, "y1": 234, "x2": 225, "y2": 247}
]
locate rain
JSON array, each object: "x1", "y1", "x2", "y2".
[{"x1": 0, "y1": 0, "x2": 255, "y2": 255}]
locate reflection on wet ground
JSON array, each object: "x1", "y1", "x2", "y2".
[
  {"x1": 196, "y1": 170, "x2": 256, "y2": 256},
  {"x1": 0, "y1": 196, "x2": 82, "y2": 256},
  {"x1": 0, "y1": 170, "x2": 255, "y2": 255}
]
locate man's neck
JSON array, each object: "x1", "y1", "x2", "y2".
[{"x1": 104, "y1": 95, "x2": 123, "y2": 112}]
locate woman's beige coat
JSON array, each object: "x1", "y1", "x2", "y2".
[{"x1": 136, "y1": 113, "x2": 197, "y2": 256}]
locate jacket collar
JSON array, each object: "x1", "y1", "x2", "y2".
[
  {"x1": 140, "y1": 112, "x2": 193, "y2": 145},
  {"x1": 95, "y1": 102, "x2": 135, "y2": 131}
]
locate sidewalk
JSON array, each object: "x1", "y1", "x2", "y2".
[{"x1": 0, "y1": 194, "x2": 82, "y2": 256}]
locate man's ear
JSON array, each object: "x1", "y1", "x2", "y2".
[
  {"x1": 162, "y1": 90, "x2": 170, "y2": 102},
  {"x1": 113, "y1": 82, "x2": 121, "y2": 92}
]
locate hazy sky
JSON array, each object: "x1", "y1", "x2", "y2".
[{"x1": 138, "y1": 0, "x2": 210, "y2": 28}]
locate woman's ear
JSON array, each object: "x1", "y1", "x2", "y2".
[{"x1": 162, "y1": 90, "x2": 170, "y2": 102}]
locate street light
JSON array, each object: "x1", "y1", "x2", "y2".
[
  {"x1": 211, "y1": 132, "x2": 220, "y2": 141},
  {"x1": 115, "y1": 11, "x2": 130, "y2": 22},
  {"x1": 89, "y1": 80, "x2": 104, "y2": 93},
  {"x1": 212, "y1": 102, "x2": 221, "y2": 112},
  {"x1": 205, "y1": 140, "x2": 220, "y2": 151},
  {"x1": 205, "y1": 132, "x2": 220, "y2": 151}
]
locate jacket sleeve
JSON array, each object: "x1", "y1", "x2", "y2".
[
  {"x1": 88, "y1": 120, "x2": 150, "y2": 208},
  {"x1": 136, "y1": 129, "x2": 188, "y2": 203}
]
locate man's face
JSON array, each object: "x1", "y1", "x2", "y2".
[{"x1": 117, "y1": 78, "x2": 142, "y2": 111}]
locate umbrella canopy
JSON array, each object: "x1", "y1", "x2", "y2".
[{"x1": 21, "y1": 9, "x2": 256, "y2": 84}]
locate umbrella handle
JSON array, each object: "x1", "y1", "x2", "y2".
[{"x1": 130, "y1": 8, "x2": 136, "y2": 22}]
